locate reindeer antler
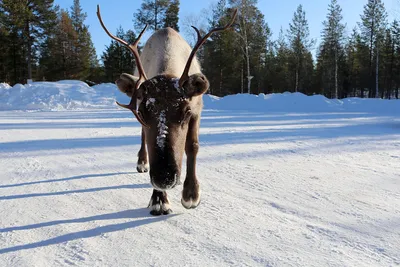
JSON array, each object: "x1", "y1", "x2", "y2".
[
  {"x1": 97, "y1": 5, "x2": 149, "y2": 128},
  {"x1": 179, "y1": 8, "x2": 238, "y2": 89},
  {"x1": 97, "y1": 5, "x2": 148, "y2": 86}
]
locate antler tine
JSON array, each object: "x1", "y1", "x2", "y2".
[
  {"x1": 97, "y1": 5, "x2": 148, "y2": 87},
  {"x1": 130, "y1": 24, "x2": 149, "y2": 86},
  {"x1": 97, "y1": 5, "x2": 149, "y2": 128},
  {"x1": 116, "y1": 98, "x2": 150, "y2": 128},
  {"x1": 191, "y1": 26, "x2": 202, "y2": 42},
  {"x1": 179, "y1": 8, "x2": 238, "y2": 89}
]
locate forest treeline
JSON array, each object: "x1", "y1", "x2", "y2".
[{"x1": 0, "y1": 0, "x2": 399, "y2": 99}]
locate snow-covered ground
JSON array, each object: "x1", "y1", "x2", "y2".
[{"x1": 0, "y1": 81, "x2": 399, "y2": 266}]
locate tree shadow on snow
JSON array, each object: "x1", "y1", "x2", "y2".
[
  {"x1": 0, "y1": 208, "x2": 178, "y2": 254},
  {"x1": 0, "y1": 110, "x2": 398, "y2": 156}
]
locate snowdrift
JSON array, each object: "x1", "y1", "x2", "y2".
[
  {"x1": 203, "y1": 92, "x2": 400, "y2": 113},
  {"x1": 0, "y1": 80, "x2": 399, "y2": 113},
  {"x1": 0, "y1": 81, "x2": 130, "y2": 111}
]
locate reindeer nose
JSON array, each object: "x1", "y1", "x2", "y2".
[{"x1": 150, "y1": 168, "x2": 179, "y2": 191}]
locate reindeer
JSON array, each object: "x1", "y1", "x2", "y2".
[{"x1": 97, "y1": 5, "x2": 236, "y2": 215}]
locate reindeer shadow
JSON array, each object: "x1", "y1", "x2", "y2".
[
  {"x1": 0, "y1": 172, "x2": 136, "y2": 189},
  {"x1": 0, "y1": 208, "x2": 178, "y2": 254}
]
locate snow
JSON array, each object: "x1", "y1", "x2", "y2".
[
  {"x1": 2, "y1": 80, "x2": 399, "y2": 113},
  {"x1": 0, "y1": 80, "x2": 400, "y2": 266},
  {"x1": 0, "y1": 81, "x2": 130, "y2": 111},
  {"x1": 157, "y1": 110, "x2": 168, "y2": 150}
]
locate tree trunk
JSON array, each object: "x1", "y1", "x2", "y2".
[
  {"x1": 369, "y1": 20, "x2": 375, "y2": 98},
  {"x1": 295, "y1": 66, "x2": 299, "y2": 93},
  {"x1": 241, "y1": 64, "x2": 244, "y2": 94},
  {"x1": 219, "y1": 68, "x2": 223, "y2": 96},
  {"x1": 238, "y1": 2, "x2": 252, "y2": 94},
  {"x1": 26, "y1": 20, "x2": 32, "y2": 81},
  {"x1": 375, "y1": 45, "x2": 379, "y2": 98},
  {"x1": 13, "y1": 42, "x2": 17, "y2": 85},
  {"x1": 246, "y1": 50, "x2": 251, "y2": 94},
  {"x1": 388, "y1": 40, "x2": 395, "y2": 99},
  {"x1": 334, "y1": 49, "x2": 338, "y2": 99}
]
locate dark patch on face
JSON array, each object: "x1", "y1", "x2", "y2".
[
  {"x1": 137, "y1": 75, "x2": 192, "y2": 190},
  {"x1": 138, "y1": 75, "x2": 192, "y2": 127}
]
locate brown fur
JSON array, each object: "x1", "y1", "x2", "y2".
[{"x1": 115, "y1": 28, "x2": 208, "y2": 215}]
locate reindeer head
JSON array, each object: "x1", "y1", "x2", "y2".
[
  {"x1": 114, "y1": 73, "x2": 209, "y2": 190},
  {"x1": 97, "y1": 5, "x2": 236, "y2": 190}
]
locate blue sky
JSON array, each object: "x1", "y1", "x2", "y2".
[{"x1": 54, "y1": 0, "x2": 396, "y2": 59}]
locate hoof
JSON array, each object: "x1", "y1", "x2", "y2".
[
  {"x1": 181, "y1": 197, "x2": 201, "y2": 209},
  {"x1": 148, "y1": 190, "x2": 172, "y2": 216},
  {"x1": 150, "y1": 208, "x2": 172, "y2": 216},
  {"x1": 181, "y1": 188, "x2": 201, "y2": 209},
  {"x1": 137, "y1": 162, "x2": 149, "y2": 173}
]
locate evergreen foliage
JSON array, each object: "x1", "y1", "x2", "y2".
[
  {"x1": 101, "y1": 27, "x2": 138, "y2": 82},
  {"x1": 0, "y1": 0, "x2": 399, "y2": 99}
]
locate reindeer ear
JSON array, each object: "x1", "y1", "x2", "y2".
[
  {"x1": 115, "y1": 73, "x2": 140, "y2": 97},
  {"x1": 183, "y1": 73, "x2": 210, "y2": 98}
]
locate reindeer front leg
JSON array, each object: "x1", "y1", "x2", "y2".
[
  {"x1": 137, "y1": 127, "x2": 149, "y2": 173},
  {"x1": 181, "y1": 116, "x2": 201, "y2": 209},
  {"x1": 148, "y1": 189, "x2": 172, "y2": 215}
]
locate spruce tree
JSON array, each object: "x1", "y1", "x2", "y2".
[
  {"x1": 133, "y1": 0, "x2": 170, "y2": 32},
  {"x1": 229, "y1": 0, "x2": 268, "y2": 94},
  {"x1": 273, "y1": 28, "x2": 291, "y2": 92},
  {"x1": 391, "y1": 20, "x2": 400, "y2": 98},
  {"x1": 202, "y1": 0, "x2": 229, "y2": 95},
  {"x1": 287, "y1": 5, "x2": 314, "y2": 92},
  {"x1": 0, "y1": 0, "x2": 57, "y2": 83},
  {"x1": 101, "y1": 27, "x2": 138, "y2": 82},
  {"x1": 70, "y1": 0, "x2": 97, "y2": 79},
  {"x1": 359, "y1": 0, "x2": 387, "y2": 97},
  {"x1": 164, "y1": 0, "x2": 180, "y2": 30},
  {"x1": 345, "y1": 28, "x2": 370, "y2": 97},
  {"x1": 39, "y1": 9, "x2": 77, "y2": 80},
  {"x1": 320, "y1": 0, "x2": 346, "y2": 98},
  {"x1": 39, "y1": 2, "x2": 97, "y2": 81}
]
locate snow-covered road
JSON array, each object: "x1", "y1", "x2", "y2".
[{"x1": 0, "y1": 108, "x2": 399, "y2": 266}]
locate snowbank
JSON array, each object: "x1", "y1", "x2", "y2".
[
  {"x1": 203, "y1": 92, "x2": 400, "y2": 113},
  {"x1": 0, "y1": 80, "x2": 129, "y2": 111},
  {"x1": 0, "y1": 81, "x2": 399, "y2": 113}
]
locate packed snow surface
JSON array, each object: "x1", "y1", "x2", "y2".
[{"x1": 0, "y1": 81, "x2": 399, "y2": 266}]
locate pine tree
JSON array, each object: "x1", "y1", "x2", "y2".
[
  {"x1": 381, "y1": 28, "x2": 393, "y2": 98},
  {"x1": 39, "y1": 9, "x2": 77, "y2": 80},
  {"x1": 229, "y1": 0, "x2": 268, "y2": 94},
  {"x1": 0, "y1": 0, "x2": 57, "y2": 84},
  {"x1": 39, "y1": 2, "x2": 97, "y2": 81},
  {"x1": 273, "y1": 28, "x2": 291, "y2": 92},
  {"x1": 202, "y1": 0, "x2": 229, "y2": 95},
  {"x1": 164, "y1": 0, "x2": 180, "y2": 30},
  {"x1": 359, "y1": 0, "x2": 387, "y2": 98},
  {"x1": 392, "y1": 20, "x2": 400, "y2": 98},
  {"x1": 320, "y1": 0, "x2": 346, "y2": 98},
  {"x1": 133, "y1": 0, "x2": 170, "y2": 32},
  {"x1": 345, "y1": 28, "x2": 370, "y2": 97},
  {"x1": 259, "y1": 24, "x2": 275, "y2": 94},
  {"x1": 69, "y1": 0, "x2": 97, "y2": 79},
  {"x1": 287, "y1": 5, "x2": 314, "y2": 92},
  {"x1": 101, "y1": 27, "x2": 138, "y2": 82}
]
